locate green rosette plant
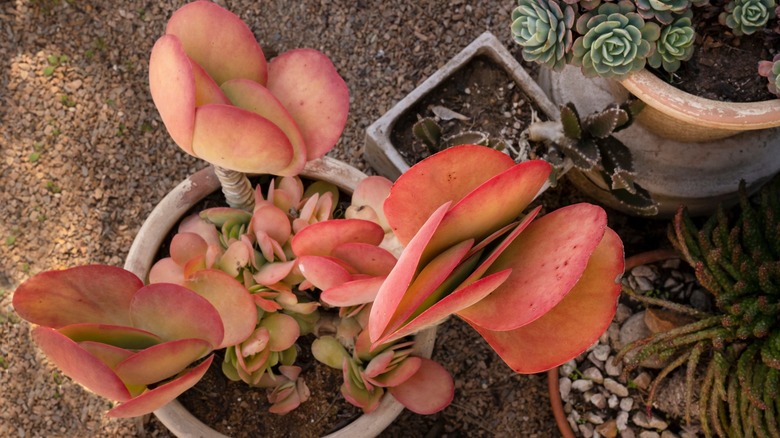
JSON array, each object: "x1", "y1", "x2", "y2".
[
  {"x1": 572, "y1": 1, "x2": 661, "y2": 78},
  {"x1": 636, "y1": 0, "x2": 692, "y2": 24},
  {"x1": 648, "y1": 10, "x2": 696, "y2": 72},
  {"x1": 511, "y1": 0, "x2": 576, "y2": 71},
  {"x1": 759, "y1": 53, "x2": 780, "y2": 97},
  {"x1": 719, "y1": 0, "x2": 777, "y2": 35}
]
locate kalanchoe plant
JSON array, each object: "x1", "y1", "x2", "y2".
[
  {"x1": 759, "y1": 53, "x2": 780, "y2": 97},
  {"x1": 616, "y1": 177, "x2": 780, "y2": 437},
  {"x1": 411, "y1": 117, "x2": 507, "y2": 155},
  {"x1": 527, "y1": 100, "x2": 659, "y2": 215}
]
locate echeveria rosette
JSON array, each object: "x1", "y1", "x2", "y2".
[
  {"x1": 648, "y1": 11, "x2": 696, "y2": 72},
  {"x1": 12, "y1": 265, "x2": 257, "y2": 417},
  {"x1": 368, "y1": 146, "x2": 624, "y2": 373},
  {"x1": 720, "y1": 0, "x2": 777, "y2": 35},
  {"x1": 149, "y1": 1, "x2": 349, "y2": 176},
  {"x1": 511, "y1": 0, "x2": 576, "y2": 71},
  {"x1": 636, "y1": 0, "x2": 692, "y2": 24},
  {"x1": 572, "y1": 1, "x2": 661, "y2": 79},
  {"x1": 758, "y1": 54, "x2": 780, "y2": 97}
]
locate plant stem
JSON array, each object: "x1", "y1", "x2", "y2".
[{"x1": 213, "y1": 166, "x2": 255, "y2": 211}]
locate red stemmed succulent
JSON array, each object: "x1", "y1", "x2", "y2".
[
  {"x1": 12, "y1": 265, "x2": 256, "y2": 418},
  {"x1": 149, "y1": 1, "x2": 349, "y2": 175},
  {"x1": 368, "y1": 145, "x2": 625, "y2": 373}
]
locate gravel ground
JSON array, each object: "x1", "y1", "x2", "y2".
[{"x1": 0, "y1": 1, "x2": 561, "y2": 436}]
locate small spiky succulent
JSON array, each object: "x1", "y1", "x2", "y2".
[
  {"x1": 511, "y1": 0, "x2": 576, "y2": 71},
  {"x1": 648, "y1": 11, "x2": 696, "y2": 72},
  {"x1": 572, "y1": 1, "x2": 662, "y2": 78},
  {"x1": 719, "y1": 0, "x2": 778, "y2": 35},
  {"x1": 758, "y1": 54, "x2": 780, "y2": 97},
  {"x1": 411, "y1": 117, "x2": 507, "y2": 154},
  {"x1": 617, "y1": 177, "x2": 780, "y2": 437}
]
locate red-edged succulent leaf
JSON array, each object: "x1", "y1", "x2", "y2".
[
  {"x1": 331, "y1": 242, "x2": 397, "y2": 277},
  {"x1": 254, "y1": 260, "x2": 296, "y2": 286},
  {"x1": 366, "y1": 356, "x2": 422, "y2": 388},
  {"x1": 467, "y1": 228, "x2": 624, "y2": 373},
  {"x1": 458, "y1": 203, "x2": 608, "y2": 332},
  {"x1": 13, "y1": 265, "x2": 141, "y2": 328},
  {"x1": 421, "y1": 160, "x2": 551, "y2": 263},
  {"x1": 115, "y1": 338, "x2": 211, "y2": 386},
  {"x1": 149, "y1": 257, "x2": 185, "y2": 285},
  {"x1": 375, "y1": 270, "x2": 512, "y2": 346},
  {"x1": 190, "y1": 57, "x2": 230, "y2": 106},
  {"x1": 320, "y1": 276, "x2": 386, "y2": 307},
  {"x1": 291, "y1": 219, "x2": 384, "y2": 257},
  {"x1": 31, "y1": 327, "x2": 131, "y2": 402},
  {"x1": 297, "y1": 256, "x2": 353, "y2": 291},
  {"x1": 221, "y1": 79, "x2": 307, "y2": 176},
  {"x1": 388, "y1": 358, "x2": 454, "y2": 415},
  {"x1": 259, "y1": 313, "x2": 300, "y2": 352},
  {"x1": 184, "y1": 270, "x2": 257, "y2": 348},
  {"x1": 130, "y1": 283, "x2": 224, "y2": 347},
  {"x1": 384, "y1": 146, "x2": 515, "y2": 246},
  {"x1": 268, "y1": 380, "x2": 309, "y2": 415},
  {"x1": 164, "y1": 1, "x2": 267, "y2": 86},
  {"x1": 192, "y1": 104, "x2": 294, "y2": 174},
  {"x1": 341, "y1": 360, "x2": 384, "y2": 413},
  {"x1": 149, "y1": 35, "x2": 196, "y2": 154},
  {"x1": 267, "y1": 48, "x2": 349, "y2": 160},
  {"x1": 368, "y1": 203, "x2": 450, "y2": 343},
  {"x1": 178, "y1": 214, "x2": 221, "y2": 247},
  {"x1": 78, "y1": 341, "x2": 134, "y2": 368},
  {"x1": 250, "y1": 203, "x2": 292, "y2": 245},
  {"x1": 58, "y1": 323, "x2": 162, "y2": 349},
  {"x1": 217, "y1": 240, "x2": 252, "y2": 277},
  {"x1": 349, "y1": 176, "x2": 393, "y2": 230},
  {"x1": 170, "y1": 232, "x2": 208, "y2": 266},
  {"x1": 199, "y1": 207, "x2": 252, "y2": 227},
  {"x1": 363, "y1": 349, "x2": 395, "y2": 378},
  {"x1": 107, "y1": 355, "x2": 214, "y2": 418}
]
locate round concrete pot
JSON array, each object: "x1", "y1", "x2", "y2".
[
  {"x1": 539, "y1": 66, "x2": 780, "y2": 217},
  {"x1": 124, "y1": 157, "x2": 436, "y2": 438}
]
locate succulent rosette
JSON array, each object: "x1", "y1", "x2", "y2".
[
  {"x1": 636, "y1": 0, "x2": 691, "y2": 24},
  {"x1": 572, "y1": 1, "x2": 661, "y2": 78},
  {"x1": 511, "y1": 0, "x2": 576, "y2": 71},
  {"x1": 149, "y1": 1, "x2": 349, "y2": 176},
  {"x1": 12, "y1": 265, "x2": 256, "y2": 417},
  {"x1": 367, "y1": 146, "x2": 624, "y2": 373},
  {"x1": 720, "y1": 0, "x2": 777, "y2": 35},
  {"x1": 648, "y1": 11, "x2": 696, "y2": 72},
  {"x1": 758, "y1": 54, "x2": 780, "y2": 97}
]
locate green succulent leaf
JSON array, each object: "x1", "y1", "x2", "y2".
[
  {"x1": 412, "y1": 118, "x2": 442, "y2": 150},
  {"x1": 562, "y1": 137, "x2": 601, "y2": 171},
  {"x1": 584, "y1": 107, "x2": 625, "y2": 139},
  {"x1": 443, "y1": 131, "x2": 489, "y2": 149},
  {"x1": 560, "y1": 103, "x2": 582, "y2": 140}
]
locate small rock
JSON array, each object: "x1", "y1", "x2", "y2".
[
  {"x1": 560, "y1": 359, "x2": 577, "y2": 377},
  {"x1": 604, "y1": 378, "x2": 629, "y2": 397},
  {"x1": 661, "y1": 431, "x2": 679, "y2": 438},
  {"x1": 619, "y1": 312, "x2": 667, "y2": 368},
  {"x1": 568, "y1": 410, "x2": 581, "y2": 431},
  {"x1": 632, "y1": 412, "x2": 668, "y2": 430},
  {"x1": 619, "y1": 397, "x2": 634, "y2": 411},
  {"x1": 583, "y1": 367, "x2": 604, "y2": 384},
  {"x1": 596, "y1": 419, "x2": 619, "y2": 438},
  {"x1": 631, "y1": 265, "x2": 657, "y2": 279},
  {"x1": 605, "y1": 355, "x2": 623, "y2": 376},
  {"x1": 634, "y1": 276, "x2": 655, "y2": 291},
  {"x1": 639, "y1": 432, "x2": 660, "y2": 438},
  {"x1": 616, "y1": 411, "x2": 630, "y2": 431},
  {"x1": 559, "y1": 376, "x2": 572, "y2": 400},
  {"x1": 65, "y1": 79, "x2": 83, "y2": 92},
  {"x1": 621, "y1": 428, "x2": 636, "y2": 438},
  {"x1": 615, "y1": 303, "x2": 632, "y2": 323},
  {"x1": 585, "y1": 412, "x2": 605, "y2": 425},
  {"x1": 580, "y1": 423, "x2": 595, "y2": 438},
  {"x1": 573, "y1": 379, "x2": 594, "y2": 392},
  {"x1": 593, "y1": 344, "x2": 611, "y2": 362},
  {"x1": 587, "y1": 351, "x2": 605, "y2": 369},
  {"x1": 590, "y1": 393, "x2": 607, "y2": 409},
  {"x1": 661, "y1": 258, "x2": 681, "y2": 269},
  {"x1": 608, "y1": 394, "x2": 619, "y2": 409},
  {"x1": 632, "y1": 372, "x2": 652, "y2": 390}
]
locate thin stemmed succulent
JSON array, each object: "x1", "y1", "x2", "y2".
[
  {"x1": 512, "y1": 0, "x2": 779, "y2": 85},
  {"x1": 527, "y1": 99, "x2": 658, "y2": 215},
  {"x1": 615, "y1": 177, "x2": 780, "y2": 437}
]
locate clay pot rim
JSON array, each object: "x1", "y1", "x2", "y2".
[{"x1": 620, "y1": 69, "x2": 780, "y2": 131}]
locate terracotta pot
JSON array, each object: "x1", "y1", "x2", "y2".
[
  {"x1": 539, "y1": 65, "x2": 780, "y2": 217},
  {"x1": 365, "y1": 31, "x2": 559, "y2": 180},
  {"x1": 124, "y1": 157, "x2": 437, "y2": 438}
]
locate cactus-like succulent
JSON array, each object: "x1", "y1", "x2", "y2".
[
  {"x1": 572, "y1": 1, "x2": 661, "y2": 78},
  {"x1": 636, "y1": 0, "x2": 692, "y2": 24},
  {"x1": 511, "y1": 0, "x2": 576, "y2": 71},
  {"x1": 758, "y1": 53, "x2": 780, "y2": 97},
  {"x1": 648, "y1": 11, "x2": 696, "y2": 72},
  {"x1": 719, "y1": 0, "x2": 778, "y2": 35},
  {"x1": 617, "y1": 177, "x2": 780, "y2": 436}
]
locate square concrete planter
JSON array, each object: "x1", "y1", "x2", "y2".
[{"x1": 365, "y1": 31, "x2": 558, "y2": 180}]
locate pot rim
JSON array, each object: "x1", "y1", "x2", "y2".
[{"x1": 620, "y1": 69, "x2": 780, "y2": 130}]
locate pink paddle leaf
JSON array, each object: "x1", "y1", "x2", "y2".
[
  {"x1": 388, "y1": 358, "x2": 454, "y2": 415},
  {"x1": 320, "y1": 276, "x2": 387, "y2": 307},
  {"x1": 58, "y1": 323, "x2": 162, "y2": 350},
  {"x1": 115, "y1": 338, "x2": 211, "y2": 386},
  {"x1": 331, "y1": 242, "x2": 397, "y2": 277},
  {"x1": 291, "y1": 219, "x2": 384, "y2": 257}
]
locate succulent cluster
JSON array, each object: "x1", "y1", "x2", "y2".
[
  {"x1": 759, "y1": 54, "x2": 780, "y2": 97},
  {"x1": 616, "y1": 177, "x2": 780, "y2": 436},
  {"x1": 411, "y1": 117, "x2": 507, "y2": 154},
  {"x1": 511, "y1": 0, "x2": 779, "y2": 80}
]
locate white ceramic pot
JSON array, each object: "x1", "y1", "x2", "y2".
[{"x1": 124, "y1": 157, "x2": 436, "y2": 438}]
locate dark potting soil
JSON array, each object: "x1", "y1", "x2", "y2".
[
  {"x1": 650, "y1": 8, "x2": 778, "y2": 103},
  {"x1": 389, "y1": 55, "x2": 548, "y2": 166}
]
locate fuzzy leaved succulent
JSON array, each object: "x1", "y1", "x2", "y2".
[
  {"x1": 511, "y1": 0, "x2": 576, "y2": 71},
  {"x1": 759, "y1": 53, "x2": 780, "y2": 97},
  {"x1": 149, "y1": 1, "x2": 349, "y2": 176},
  {"x1": 572, "y1": 1, "x2": 661, "y2": 78},
  {"x1": 366, "y1": 145, "x2": 625, "y2": 374},
  {"x1": 719, "y1": 0, "x2": 777, "y2": 35},
  {"x1": 12, "y1": 265, "x2": 256, "y2": 417},
  {"x1": 617, "y1": 177, "x2": 780, "y2": 437}
]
